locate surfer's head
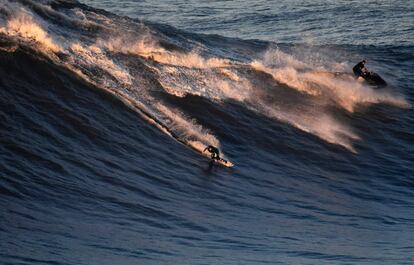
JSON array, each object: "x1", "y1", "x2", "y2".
[{"x1": 362, "y1": 59, "x2": 367, "y2": 64}]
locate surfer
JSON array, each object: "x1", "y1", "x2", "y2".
[
  {"x1": 203, "y1": 145, "x2": 221, "y2": 161},
  {"x1": 203, "y1": 145, "x2": 232, "y2": 167},
  {"x1": 353, "y1": 59, "x2": 368, "y2": 78}
]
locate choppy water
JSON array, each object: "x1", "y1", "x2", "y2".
[
  {"x1": 83, "y1": 0, "x2": 414, "y2": 46},
  {"x1": 1, "y1": 0, "x2": 413, "y2": 264}
]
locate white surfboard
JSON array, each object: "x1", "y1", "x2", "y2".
[{"x1": 209, "y1": 158, "x2": 234, "y2": 168}]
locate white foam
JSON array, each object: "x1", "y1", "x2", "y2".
[
  {"x1": 97, "y1": 33, "x2": 165, "y2": 57},
  {"x1": 252, "y1": 61, "x2": 321, "y2": 96},
  {"x1": 261, "y1": 47, "x2": 309, "y2": 70},
  {"x1": 97, "y1": 33, "x2": 232, "y2": 69},
  {"x1": 0, "y1": 11, "x2": 61, "y2": 53},
  {"x1": 69, "y1": 42, "x2": 132, "y2": 86},
  {"x1": 152, "y1": 50, "x2": 231, "y2": 69},
  {"x1": 251, "y1": 58, "x2": 410, "y2": 112}
]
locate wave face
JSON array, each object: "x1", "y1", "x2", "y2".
[{"x1": 1, "y1": 0, "x2": 414, "y2": 264}]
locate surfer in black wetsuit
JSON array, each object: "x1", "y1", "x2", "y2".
[
  {"x1": 353, "y1": 59, "x2": 368, "y2": 78},
  {"x1": 203, "y1": 145, "x2": 221, "y2": 161}
]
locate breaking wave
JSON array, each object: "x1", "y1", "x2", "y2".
[{"x1": 0, "y1": 0, "x2": 409, "y2": 156}]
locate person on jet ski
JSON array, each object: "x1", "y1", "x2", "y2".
[{"x1": 353, "y1": 59, "x2": 368, "y2": 78}]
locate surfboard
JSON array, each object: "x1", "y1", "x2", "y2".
[{"x1": 211, "y1": 158, "x2": 234, "y2": 168}]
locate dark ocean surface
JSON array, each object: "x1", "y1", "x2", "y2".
[{"x1": 1, "y1": 0, "x2": 413, "y2": 264}]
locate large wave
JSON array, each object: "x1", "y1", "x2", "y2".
[{"x1": 0, "y1": 0, "x2": 409, "y2": 155}]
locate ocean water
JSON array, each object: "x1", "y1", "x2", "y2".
[{"x1": 0, "y1": 0, "x2": 413, "y2": 264}]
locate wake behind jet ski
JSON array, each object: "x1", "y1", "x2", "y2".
[{"x1": 353, "y1": 59, "x2": 387, "y2": 88}]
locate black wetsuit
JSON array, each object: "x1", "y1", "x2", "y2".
[
  {"x1": 353, "y1": 61, "x2": 368, "y2": 78},
  {"x1": 204, "y1": 145, "x2": 220, "y2": 160}
]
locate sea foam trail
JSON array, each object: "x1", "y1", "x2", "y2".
[
  {"x1": 154, "y1": 103, "x2": 228, "y2": 159},
  {"x1": 252, "y1": 48, "x2": 410, "y2": 112},
  {"x1": 257, "y1": 104, "x2": 360, "y2": 152}
]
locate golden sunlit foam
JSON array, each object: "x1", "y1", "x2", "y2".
[{"x1": 0, "y1": 12, "x2": 61, "y2": 53}]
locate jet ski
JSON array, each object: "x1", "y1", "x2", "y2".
[{"x1": 361, "y1": 71, "x2": 387, "y2": 88}]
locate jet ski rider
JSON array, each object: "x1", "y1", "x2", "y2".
[{"x1": 353, "y1": 59, "x2": 369, "y2": 78}]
